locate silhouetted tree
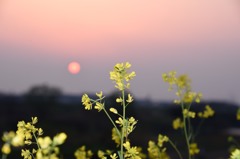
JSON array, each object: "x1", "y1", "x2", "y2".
[{"x1": 24, "y1": 84, "x2": 62, "y2": 116}]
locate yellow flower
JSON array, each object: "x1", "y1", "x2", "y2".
[
  {"x1": 126, "y1": 117, "x2": 137, "y2": 135},
  {"x1": 148, "y1": 141, "x2": 160, "y2": 159},
  {"x1": 38, "y1": 136, "x2": 52, "y2": 149},
  {"x1": 126, "y1": 94, "x2": 134, "y2": 103},
  {"x1": 82, "y1": 94, "x2": 92, "y2": 110},
  {"x1": 53, "y1": 133, "x2": 67, "y2": 145},
  {"x1": 195, "y1": 93, "x2": 202, "y2": 103},
  {"x1": 110, "y1": 62, "x2": 136, "y2": 91},
  {"x1": 116, "y1": 97, "x2": 123, "y2": 103},
  {"x1": 158, "y1": 134, "x2": 169, "y2": 147},
  {"x1": 115, "y1": 117, "x2": 125, "y2": 127},
  {"x1": 98, "y1": 150, "x2": 106, "y2": 158},
  {"x1": 237, "y1": 109, "x2": 240, "y2": 120},
  {"x1": 112, "y1": 128, "x2": 121, "y2": 146},
  {"x1": 38, "y1": 128, "x2": 44, "y2": 136},
  {"x1": 21, "y1": 149, "x2": 32, "y2": 159},
  {"x1": 162, "y1": 71, "x2": 177, "y2": 91},
  {"x1": 183, "y1": 92, "x2": 196, "y2": 103},
  {"x1": 176, "y1": 74, "x2": 191, "y2": 89},
  {"x1": 183, "y1": 109, "x2": 196, "y2": 118},
  {"x1": 148, "y1": 140, "x2": 170, "y2": 159},
  {"x1": 74, "y1": 146, "x2": 93, "y2": 159},
  {"x1": 162, "y1": 71, "x2": 202, "y2": 105},
  {"x1": 189, "y1": 143, "x2": 200, "y2": 156},
  {"x1": 123, "y1": 141, "x2": 140, "y2": 159},
  {"x1": 96, "y1": 91, "x2": 103, "y2": 98},
  {"x1": 230, "y1": 149, "x2": 240, "y2": 159},
  {"x1": 198, "y1": 105, "x2": 215, "y2": 118},
  {"x1": 2, "y1": 143, "x2": 11, "y2": 154},
  {"x1": 31, "y1": 117, "x2": 38, "y2": 124},
  {"x1": 11, "y1": 134, "x2": 25, "y2": 147},
  {"x1": 110, "y1": 153, "x2": 118, "y2": 159},
  {"x1": 172, "y1": 118, "x2": 184, "y2": 130},
  {"x1": 110, "y1": 108, "x2": 118, "y2": 114},
  {"x1": 94, "y1": 102, "x2": 104, "y2": 112}
]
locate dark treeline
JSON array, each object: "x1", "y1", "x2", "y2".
[{"x1": 0, "y1": 85, "x2": 240, "y2": 159}]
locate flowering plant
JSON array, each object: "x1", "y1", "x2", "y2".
[{"x1": 1, "y1": 62, "x2": 239, "y2": 159}]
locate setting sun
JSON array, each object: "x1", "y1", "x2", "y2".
[{"x1": 68, "y1": 62, "x2": 80, "y2": 74}]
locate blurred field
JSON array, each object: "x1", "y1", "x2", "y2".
[{"x1": 0, "y1": 92, "x2": 240, "y2": 159}]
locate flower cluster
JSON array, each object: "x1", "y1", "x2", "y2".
[
  {"x1": 34, "y1": 133, "x2": 67, "y2": 159},
  {"x1": 16, "y1": 117, "x2": 67, "y2": 159},
  {"x1": 115, "y1": 117, "x2": 137, "y2": 137},
  {"x1": 182, "y1": 109, "x2": 196, "y2": 118},
  {"x1": 74, "y1": 146, "x2": 93, "y2": 159},
  {"x1": 162, "y1": 71, "x2": 202, "y2": 104},
  {"x1": 82, "y1": 92, "x2": 105, "y2": 111},
  {"x1": 189, "y1": 143, "x2": 200, "y2": 156},
  {"x1": 97, "y1": 149, "x2": 113, "y2": 159},
  {"x1": 147, "y1": 134, "x2": 170, "y2": 159},
  {"x1": 1, "y1": 131, "x2": 24, "y2": 155},
  {"x1": 110, "y1": 62, "x2": 136, "y2": 91},
  {"x1": 16, "y1": 117, "x2": 43, "y2": 145},
  {"x1": 172, "y1": 118, "x2": 184, "y2": 130},
  {"x1": 230, "y1": 149, "x2": 240, "y2": 159},
  {"x1": 236, "y1": 108, "x2": 240, "y2": 120},
  {"x1": 198, "y1": 105, "x2": 215, "y2": 118},
  {"x1": 123, "y1": 141, "x2": 141, "y2": 159}
]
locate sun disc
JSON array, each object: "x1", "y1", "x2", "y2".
[{"x1": 68, "y1": 62, "x2": 81, "y2": 74}]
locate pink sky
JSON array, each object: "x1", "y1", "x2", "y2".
[{"x1": 0, "y1": 0, "x2": 240, "y2": 103}]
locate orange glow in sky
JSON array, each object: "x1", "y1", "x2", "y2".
[
  {"x1": 0, "y1": 0, "x2": 239, "y2": 55},
  {"x1": 0, "y1": 0, "x2": 240, "y2": 102}
]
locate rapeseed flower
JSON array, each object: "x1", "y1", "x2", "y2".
[
  {"x1": 112, "y1": 128, "x2": 121, "y2": 146},
  {"x1": 147, "y1": 140, "x2": 169, "y2": 159},
  {"x1": 172, "y1": 118, "x2": 184, "y2": 130},
  {"x1": 123, "y1": 141, "x2": 141, "y2": 159},
  {"x1": 198, "y1": 105, "x2": 215, "y2": 118},
  {"x1": 126, "y1": 94, "x2": 134, "y2": 103},
  {"x1": 162, "y1": 71, "x2": 202, "y2": 104},
  {"x1": 230, "y1": 149, "x2": 240, "y2": 159},
  {"x1": 1, "y1": 144, "x2": 11, "y2": 154},
  {"x1": 95, "y1": 102, "x2": 104, "y2": 112},
  {"x1": 21, "y1": 149, "x2": 32, "y2": 159},
  {"x1": 1, "y1": 131, "x2": 24, "y2": 154},
  {"x1": 110, "y1": 62, "x2": 136, "y2": 91},
  {"x1": 189, "y1": 143, "x2": 200, "y2": 156},
  {"x1": 82, "y1": 94, "x2": 92, "y2": 110},
  {"x1": 74, "y1": 146, "x2": 93, "y2": 159},
  {"x1": 158, "y1": 134, "x2": 169, "y2": 147},
  {"x1": 183, "y1": 109, "x2": 196, "y2": 118},
  {"x1": 110, "y1": 108, "x2": 118, "y2": 114},
  {"x1": 110, "y1": 153, "x2": 118, "y2": 159},
  {"x1": 237, "y1": 109, "x2": 240, "y2": 120}
]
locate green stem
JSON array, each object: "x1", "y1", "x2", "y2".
[
  {"x1": 181, "y1": 102, "x2": 191, "y2": 159},
  {"x1": 168, "y1": 139, "x2": 183, "y2": 159},
  {"x1": 103, "y1": 108, "x2": 121, "y2": 137},
  {"x1": 120, "y1": 89, "x2": 126, "y2": 159},
  {"x1": 193, "y1": 119, "x2": 205, "y2": 139},
  {"x1": 1, "y1": 154, "x2": 7, "y2": 159},
  {"x1": 33, "y1": 132, "x2": 41, "y2": 150}
]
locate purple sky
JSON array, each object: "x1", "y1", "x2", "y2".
[{"x1": 0, "y1": 0, "x2": 240, "y2": 103}]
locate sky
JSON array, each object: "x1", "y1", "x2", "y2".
[{"x1": 0, "y1": 0, "x2": 240, "y2": 103}]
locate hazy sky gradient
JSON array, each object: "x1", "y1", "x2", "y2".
[{"x1": 1, "y1": 0, "x2": 240, "y2": 103}]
